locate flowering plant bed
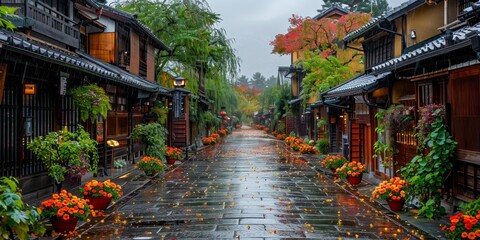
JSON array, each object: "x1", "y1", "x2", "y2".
[
  {"x1": 218, "y1": 129, "x2": 227, "y2": 137},
  {"x1": 321, "y1": 154, "x2": 348, "y2": 170},
  {"x1": 371, "y1": 177, "x2": 408, "y2": 201},
  {"x1": 166, "y1": 146, "x2": 183, "y2": 160},
  {"x1": 80, "y1": 179, "x2": 123, "y2": 201},
  {"x1": 336, "y1": 161, "x2": 367, "y2": 179},
  {"x1": 137, "y1": 156, "x2": 165, "y2": 176},
  {"x1": 299, "y1": 143, "x2": 318, "y2": 154},
  {"x1": 276, "y1": 133, "x2": 286, "y2": 140},
  {"x1": 39, "y1": 190, "x2": 91, "y2": 221},
  {"x1": 442, "y1": 198, "x2": 480, "y2": 239},
  {"x1": 211, "y1": 133, "x2": 220, "y2": 140},
  {"x1": 202, "y1": 136, "x2": 217, "y2": 145}
]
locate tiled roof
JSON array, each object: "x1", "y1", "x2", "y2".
[
  {"x1": 0, "y1": 30, "x2": 162, "y2": 92},
  {"x1": 343, "y1": 0, "x2": 423, "y2": 42},
  {"x1": 459, "y1": 0, "x2": 480, "y2": 21},
  {"x1": 371, "y1": 22, "x2": 480, "y2": 72},
  {"x1": 312, "y1": 6, "x2": 349, "y2": 20},
  {"x1": 322, "y1": 72, "x2": 391, "y2": 98},
  {"x1": 99, "y1": 4, "x2": 170, "y2": 52}
]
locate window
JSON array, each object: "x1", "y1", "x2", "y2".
[
  {"x1": 139, "y1": 38, "x2": 147, "y2": 77},
  {"x1": 363, "y1": 34, "x2": 393, "y2": 69},
  {"x1": 417, "y1": 78, "x2": 447, "y2": 107}
]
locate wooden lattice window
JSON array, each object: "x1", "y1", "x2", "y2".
[{"x1": 364, "y1": 34, "x2": 393, "y2": 69}]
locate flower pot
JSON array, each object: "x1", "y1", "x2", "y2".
[
  {"x1": 50, "y1": 216, "x2": 78, "y2": 233},
  {"x1": 166, "y1": 157, "x2": 176, "y2": 164},
  {"x1": 387, "y1": 199, "x2": 405, "y2": 211},
  {"x1": 85, "y1": 195, "x2": 112, "y2": 211},
  {"x1": 347, "y1": 175, "x2": 362, "y2": 185}
]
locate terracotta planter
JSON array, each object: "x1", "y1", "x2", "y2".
[
  {"x1": 166, "y1": 157, "x2": 176, "y2": 164},
  {"x1": 347, "y1": 175, "x2": 362, "y2": 185},
  {"x1": 50, "y1": 216, "x2": 78, "y2": 233},
  {"x1": 85, "y1": 195, "x2": 112, "y2": 211},
  {"x1": 387, "y1": 199, "x2": 405, "y2": 211}
]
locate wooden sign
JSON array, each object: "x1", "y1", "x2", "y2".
[{"x1": 0, "y1": 64, "x2": 7, "y2": 105}]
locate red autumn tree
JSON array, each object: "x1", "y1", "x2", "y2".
[{"x1": 271, "y1": 12, "x2": 371, "y2": 61}]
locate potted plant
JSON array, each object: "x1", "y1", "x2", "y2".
[
  {"x1": 218, "y1": 129, "x2": 227, "y2": 137},
  {"x1": 27, "y1": 126, "x2": 98, "y2": 191},
  {"x1": 70, "y1": 84, "x2": 112, "y2": 123},
  {"x1": 0, "y1": 177, "x2": 45, "y2": 240},
  {"x1": 336, "y1": 161, "x2": 368, "y2": 185},
  {"x1": 202, "y1": 136, "x2": 216, "y2": 146},
  {"x1": 299, "y1": 143, "x2": 318, "y2": 154},
  {"x1": 165, "y1": 146, "x2": 183, "y2": 164},
  {"x1": 150, "y1": 102, "x2": 169, "y2": 125},
  {"x1": 79, "y1": 179, "x2": 123, "y2": 212},
  {"x1": 137, "y1": 156, "x2": 166, "y2": 176},
  {"x1": 372, "y1": 177, "x2": 408, "y2": 211},
  {"x1": 39, "y1": 189, "x2": 91, "y2": 233},
  {"x1": 132, "y1": 123, "x2": 168, "y2": 161},
  {"x1": 321, "y1": 154, "x2": 348, "y2": 174}
]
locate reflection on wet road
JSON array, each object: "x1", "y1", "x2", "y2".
[{"x1": 79, "y1": 128, "x2": 418, "y2": 239}]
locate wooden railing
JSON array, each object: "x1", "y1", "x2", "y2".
[{"x1": 4, "y1": 1, "x2": 79, "y2": 47}]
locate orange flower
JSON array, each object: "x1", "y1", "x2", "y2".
[
  {"x1": 468, "y1": 232, "x2": 476, "y2": 239},
  {"x1": 41, "y1": 190, "x2": 91, "y2": 221},
  {"x1": 371, "y1": 177, "x2": 408, "y2": 201},
  {"x1": 80, "y1": 179, "x2": 123, "y2": 200}
]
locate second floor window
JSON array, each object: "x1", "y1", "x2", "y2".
[
  {"x1": 363, "y1": 34, "x2": 393, "y2": 70},
  {"x1": 139, "y1": 38, "x2": 147, "y2": 77}
]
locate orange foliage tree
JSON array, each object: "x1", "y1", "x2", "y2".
[{"x1": 270, "y1": 13, "x2": 371, "y2": 97}]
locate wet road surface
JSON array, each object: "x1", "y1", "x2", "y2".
[{"x1": 78, "y1": 128, "x2": 420, "y2": 239}]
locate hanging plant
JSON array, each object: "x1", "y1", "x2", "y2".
[
  {"x1": 150, "y1": 102, "x2": 169, "y2": 125},
  {"x1": 70, "y1": 84, "x2": 112, "y2": 123},
  {"x1": 401, "y1": 104, "x2": 457, "y2": 219}
]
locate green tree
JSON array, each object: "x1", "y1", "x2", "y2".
[
  {"x1": 251, "y1": 72, "x2": 266, "y2": 90},
  {"x1": 0, "y1": 6, "x2": 17, "y2": 31},
  {"x1": 236, "y1": 75, "x2": 249, "y2": 87},
  {"x1": 117, "y1": 0, "x2": 240, "y2": 117},
  {"x1": 321, "y1": 0, "x2": 389, "y2": 17},
  {"x1": 265, "y1": 75, "x2": 277, "y2": 87}
]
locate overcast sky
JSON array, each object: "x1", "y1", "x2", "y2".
[{"x1": 108, "y1": 0, "x2": 404, "y2": 80}]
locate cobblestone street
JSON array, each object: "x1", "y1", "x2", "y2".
[{"x1": 77, "y1": 128, "x2": 424, "y2": 239}]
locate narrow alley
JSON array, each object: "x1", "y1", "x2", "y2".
[{"x1": 77, "y1": 127, "x2": 421, "y2": 239}]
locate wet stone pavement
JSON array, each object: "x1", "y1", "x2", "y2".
[{"x1": 77, "y1": 128, "x2": 423, "y2": 239}]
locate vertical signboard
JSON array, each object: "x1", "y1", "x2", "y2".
[
  {"x1": 59, "y1": 72, "x2": 69, "y2": 96},
  {"x1": 173, "y1": 91, "x2": 183, "y2": 118}
]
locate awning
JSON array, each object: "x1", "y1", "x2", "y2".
[
  {"x1": 288, "y1": 98, "x2": 302, "y2": 105},
  {"x1": 371, "y1": 22, "x2": 480, "y2": 72},
  {"x1": 343, "y1": 0, "x2": 423, "y2": 43},
  {"x1": 321, "y1": 72, "x2": 391, "y2": 98}
]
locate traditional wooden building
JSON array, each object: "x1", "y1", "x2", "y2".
[
  {"x1": 286, "y1": 6, "x2": 351, "y2": 141},
  {"x1": 0, "y1": 0, "x2": 170, "y2": 196},
  {"x1": 323, "y1": 0, "x2": 480, "y2": 202}
]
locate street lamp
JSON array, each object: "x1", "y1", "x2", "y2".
[
  {"x1": 173, "y1": 76, "x2": 187, "y2": 88},
  {"x1": 170, "y1": 76, "x2": 189, "y2": 160}
]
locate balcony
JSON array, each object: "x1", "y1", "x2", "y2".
[{"x1": 3, "y1": 0, "x2": 79, "y2": 47}]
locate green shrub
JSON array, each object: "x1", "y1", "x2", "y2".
[
  {"x1": 132, "y1": 123, "x2": 168, "y2": 161},
  {"x1": 317, "y1": 139, "x2": 329, "y2": 154}
]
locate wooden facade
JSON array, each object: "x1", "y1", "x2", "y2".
[
  {"x1": 0, "y1": 0, "x2": 170, "y2": 197},
  {"x1": 328, "y1": 0, "x2": 480, "y2": 204}
]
